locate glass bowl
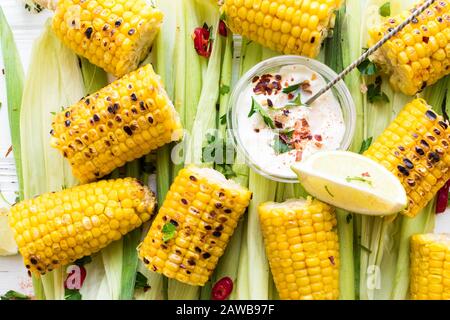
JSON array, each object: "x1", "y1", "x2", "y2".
[{"x1": 227, "y1": 55, "x2": 356, "y2": 183}]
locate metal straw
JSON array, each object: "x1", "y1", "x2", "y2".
[{"x1": 304, "y1": 0, "x2": 436, "y2": 105}]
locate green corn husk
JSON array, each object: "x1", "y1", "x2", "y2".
[
  {"x1": 324, "y1": 6, "x2": 356, "y2": 300},
  {"x1": 19, "y1": 20, "x2": 88, "y2": 300},
  {"x1": 168, "y1": 0, "x2": 222, "y2": 299},
  {"x1": 0, "y1": 7, "x2": 25, "y2": 200}
]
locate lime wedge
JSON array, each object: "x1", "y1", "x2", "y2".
[
  {"x1": 291, "y1": 151, "x2": 407, "y2": 216},
  {"x1": 0, "y1": 208, "x2": 17, "y2": 256}
]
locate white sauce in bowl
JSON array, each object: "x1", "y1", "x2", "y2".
[{"x1": 236, "y1": 65, "x2": 346, "y2": 179}]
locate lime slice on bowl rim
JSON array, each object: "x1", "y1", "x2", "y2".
[
  {"x1": 291, "y1": 151, "x2": 408, "y2": 216},
  {"x1": 0, "y1": 208, "x2": 17, "y2": 256}
]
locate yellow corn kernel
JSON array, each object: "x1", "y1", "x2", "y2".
[
  {"x1": 50, "y1": 64, "x2": 183, "y2": 183},
  {"x1": 221, "y1": 0, "x2": 344, "y2": 57},
  {"x1": 368, "y1": 0, "x2": 450, "y2": 95},
  {"x1": 365, "y1": 99, "x2": 450, "y2": 217},
  {"x1": 8, "y1": 178, "x2": 156, "y2": 275},
  {"x1": 411, "y1": 234, "x2": 450, "y2": 300},
  {"x1": 138, "y1": 166, "x2": 252, "y2": 286},
  {"x1": 52, "y1": 0, "x2": 163, "y2": 77},
  {"x1": 259, "y1": 198, "x2": 339, "y2": 300}
]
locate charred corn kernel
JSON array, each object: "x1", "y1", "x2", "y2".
[
  {"x1": 138, "y1": 166, "x2": 252, "y2": 286},
  {"x1": 364, "y1": 98, "x2": 450, "y2": 217},
  {"x1": 50, "y1": 64, "x2": 183, "y2": 183},
  {"x1": 8, "y1": 178, "x2": 156, "y2": 275},
  {"x1": 369, "y1": 0, "x2": 450, "y2": 95},
  {"x1": 52, "y1": 0, "x2": 163, "y2": 77},
  {"x1": 221, "y1": 0, "x2": 343, "y2": 57},
  {"x1": 259, "y1": 198, "x2": 339, "y2": 300},
  {"x1": 411, "y1": 234, "x2": 450, "y2": 300}
]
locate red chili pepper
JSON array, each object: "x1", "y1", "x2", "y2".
[
  {"x1": 64, "y1": 265, "x2": 87, "y2": 289},
  {"x1": 211, "y1": 276, "x2": 233, "y2": 300},
  {"x1": 219, "y1": 20, "x2": 228, "y2": 37},
  {"x1": 436, "y1": 180, "x2": 450, "y2": 214},
  {"x1": 193, "y1": 24, "x2": 212, "y2": 58}
]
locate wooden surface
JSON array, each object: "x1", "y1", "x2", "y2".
[{"x1": 0, "y1": 0, "x2": 449, "y2": 298}]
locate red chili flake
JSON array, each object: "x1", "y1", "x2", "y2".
[
  {"x1": 64, "y1": 265, "x2": 87, "y2": 289},
  {"x1": 328, "y1": 256, "x2": 336, "y2": 265},
  {"x1": 436, "y1": 179, "x2": 450, "y2": 214},
  {"x1": 219, "y1": 20, "x2": 227, "y2": 37},
  {"x1": 295, "y1": 150, "x2": 303, "y2": 161},
  {"x1": 361, "y1": 172, "x2": 371, "y2": 177},
  {"x1": 193, "y1": 24, "x2": 212, "y2": 58},
  {"x1": 314, "y1": 134, "x2": 322, "y2": 142},
  {"x1": 211, "y1": 276, "x2": 233, "y2": 300},
  {"x1": 4, "y1": 145, "x2": 13, "y2": 158}
]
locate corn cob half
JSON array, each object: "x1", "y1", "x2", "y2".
[
  {"x1": 259, "y1": 198, "x2": 339, "y2": 300},
  {"x1": 49, "y1": 0, "x2": 163, "y2": 77},
  {"x1": 50, "y1": 64, "x2": 183, "y2": 183},
  {"x1": 411, "y1": 233, "x2": 450, "y2": 300},
  {"x1": 364, "y1": 98, "x2": 450, "y2": 217},
  {"x1": 368, "y1": 0, "x2": 450, "y2": 95},
  {"x1": 138, "y1": 166, "x2": 252, "y2": 286},
  {"x1": 8, "y1": 178, "x2": 156, "y2": 275},
  {"x1": 221, "y1": 0, "x2": 343, "y2": 57}
]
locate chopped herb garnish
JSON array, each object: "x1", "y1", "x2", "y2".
[
  {"x1": 324, "y1": 185, "x2": 334, "y2": 198},
  {"x1": 367, "y1": 82, "x2": 389, "y2": 104},
  {"x1": 219, "y1": 114, "x2": 227, "y2": 125},
  {"x1": 273, "y1": 136, "x2": 292, "y2": 154},
  {"x1": 162, "y1": 222, "x2": 177, "y2": 242},
  {"x1": 248, "y1": 97, "x2": 275, "y2": 129},
  {"x1": 64, "y1": 288, "x2": 82, "y2": 300},
  {"x1": 359, "y1": 137, "x2": 373, "y2": 154},
  {"x1": 50, "y1": 111, "x2": 56, "y2": 115},
  {"x1": 282, "y1": 83, "x2": 301, "y2": 94},
  {"x1": 345, "y1": 176, "x2": 373, "y2": 186},
  {"x1": 219, "y1": 84, "x2": 230, "y2": 95},
  {"x1": 357, "y1": 59, "x2": 378, "y2": 76},
  {"x1": 379, "y1": 2, "x2": 391, "y2": 17},
  {"x1": 1, "y1": 290, "x2": 30, "y2": 300},
  {"x1": 220, "y1": 12, "x2": 227, "y2": 21},
  {"x1": 135, "y1": 272, "x2": 151, "y2": 291},
  {"x1": 285, "y1": 93, "x2": 305, "y2": 107}
]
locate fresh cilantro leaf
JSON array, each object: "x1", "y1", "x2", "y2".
[
  {"x1": 367, "y1": 83, "x2": 390, "y2": 104},
  {"x1": 162, "y1": 222, "x2": 177, "y2": 242},
  {"x1": 50, "y1": 111, "x2": 56, "y2": 115},
  {"x1": 64, "y1": 288, "x2": 82, "y2": 300},
  {"x1": 286, "y1": 93, "x2": 304, "y2": 107},
  {"x1": 345, "y1": 176, "x2": 373, "y2": 186},
  {"x1": 135, "y1": 272, "x2": 151, "y2": 290},
  {"x1": 74, "y1": 256, "x2": 92, "y2": 266},
  {"x1": 357, "y1": 59, "x2": 378, "y2": 76},
  {"x1": 220, "y1": 12, "x2": 227, "y2": 21},
  {"x1": 219, "y1": 85, "x2": 230, "y2": 96},
  {"x1": 273, "y1": 134, "x2": 293, "y2": 155},
  {"x1": 220, "y1": 114, "x2": 227, "y2": 125},
  {"x1": 379, "y1": 2, "x2": 391, "y2": 17},
  {"x1": 248, "y1": 97, "x2": 275, "y2": 129},
  {"x1": 324, "y1": 185, "x2": 334, "y2": 198},
  {"x1": 282, "y1": 83, "x2": 301, "y2": 94},
  {"x1": 359, "y1": 137, "x2": 373, "y2": 154},
  {"x1": 1, "y1": 290, "x2": 30, "y2": 300}
]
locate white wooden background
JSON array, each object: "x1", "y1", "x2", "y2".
[{"x1": 0, "y1": 0, "x2": 449, "y2": 298}]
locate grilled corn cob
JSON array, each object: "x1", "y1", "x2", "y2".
[
  {"x1": 8, "y1": 178, "x2": 156, "y2": 275},
  {"x1": 138, "y1": 166, "x2": 252, "y2": 286},
  {"x1": 220, "y1": 0, "x2": 343, "y2": 57},
  {"x1": 368, "y1": 0, "x2": 450, "y2": 95},
  {"x1": 39, "y1": 0, "x2": 163, "y2": 77},
  {"x1": 50, "y1": 64, "x2": 183, "y2": 183},
  {"x1": 259, "y1": 198, "x2": 339, "y2": 300},
  {"x1": 410, "y1": 233, "x2": 450, "y2": 300},
  {"x1": 364, "y1": 98, "x2": 450, "y2": 217}
]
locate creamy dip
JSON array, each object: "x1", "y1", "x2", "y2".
[{"x1": 236, "y1": 65, "x2": 346, "y2": 179}]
